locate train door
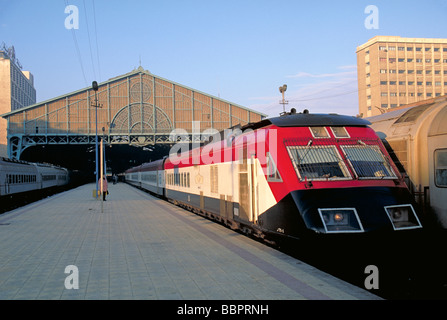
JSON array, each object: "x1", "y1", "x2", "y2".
[
  {"x1": 237, "y1": 149, "x2": 258, "y2": 223},
  {"x1": 251, "y1": 155, "x2": 259, "y2": 223}
]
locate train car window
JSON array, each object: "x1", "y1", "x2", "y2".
[
  {"x1": 435, "y1": 149, "x2": 447, "y2": 187},
  {"x1": 286, "y1": 145, "x2": 351, "y2": 181},
  {"x1": 266, "y1": 152, "x2": 282, "y2": 182},
  {"x1": 309, "y1": 127, "x2": 330, "y2": 138},
  {"x1": 331, "y1": 127, "x2": 350, "y2": 138},
  {"x1": 341, "y1": 145, "x2": 396, "y2": 179}
]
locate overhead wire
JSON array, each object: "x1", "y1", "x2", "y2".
[
  {"x1": 287, "y1": 52, "x2": 447, "y2": 103},
  {"x1": 83, "y1": 0, "x2": 97, "y2": 81},
  {"x1": 64, "y1": 0, "x2": 102, "y2": 85},
  {"x1": 92, "y1": 0, "x2": 102, "y2": 82},
  {"x1": 64, "y1": 0, "x2": 88, "y2": 86}
]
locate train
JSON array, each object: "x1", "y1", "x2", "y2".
[
  {"x1": 0, "y1": 157, "x2": 70, "y2": 198},
  {"x1": 125, "y1": 109, "x2": 423, "y2": 242},
  {"x1": 367, "y1": 96, "x2": 447, "y2": 228}
]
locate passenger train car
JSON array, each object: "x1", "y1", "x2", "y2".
[
  {"x1": 367, "y1": 97, "x2": 447, "y2": 228},
  {"x1": 0, "y1": 157, "x2": 69, "y2": 197},
  {"x1": 125, "y1": 110, "x2": 423, "y2": 241}
]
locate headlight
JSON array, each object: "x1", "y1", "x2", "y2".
[
  {"x1": 318, "y1": 208, "x2": 364, "y2": 233},
  {"x1": 385, "y1": 205, "x2": 422, "y2": 230}
]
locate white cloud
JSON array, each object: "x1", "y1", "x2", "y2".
[
  {"x1": 286, "y1": 65, "x2": 357, "y2": 79},
  {"x1": 287, "y1": 70, "x2": 356, "y2": 79}
]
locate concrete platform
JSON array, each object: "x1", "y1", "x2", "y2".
[{"x1": 0, "y1": 182, "x2": 380, "y2": 300}]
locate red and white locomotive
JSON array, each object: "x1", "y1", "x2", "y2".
[{"x1": 125, "y1": 110, "x2": 423, "y2": 240}]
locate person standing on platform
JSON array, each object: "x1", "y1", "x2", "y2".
[{"x1": 99, "y1": 176, "x2": 108, "y2": 201}]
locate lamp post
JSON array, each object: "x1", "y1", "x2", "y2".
[{"x1": 92, "y1": 81, "x2": 99, "y2": 199}]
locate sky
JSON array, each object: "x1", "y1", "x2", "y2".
[{"x1": 1, "y1": 0, "x2": 447, "y2": 118}]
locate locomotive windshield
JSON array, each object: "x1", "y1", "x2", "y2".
[
  {"x1": 285, "y1": 137, "x2": 397, "y2": 181},
  {"x1": 286, "y1": 145, "x2": 351, "y2": 180},
  {"x1": 341, "y1": 145, "x2": 396, "y2": 179}
]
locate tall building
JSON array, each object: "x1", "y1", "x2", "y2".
[
  {"x1": 0, "y1": 44, "x2": 36, "y2": 157},
  {"x1": 356, "y1": 36, "x2": 447, "y2": 117}
]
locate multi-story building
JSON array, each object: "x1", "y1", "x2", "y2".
[
  {"x1": 356, "y1": 36, "x2": 447, "y2": 117},
  {"x1": 0, "y1": 46, "x2": 36, "y2": 157}
]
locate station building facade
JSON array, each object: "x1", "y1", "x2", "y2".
[{"x1": 1, "y1": 67, "x2": 266, "y2": 160}]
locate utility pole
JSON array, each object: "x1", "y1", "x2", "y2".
[
  {"x1": 279, "y1": 84, "x2": 288, "y2": 114},
  {"x1": 92, "y1": 81, "x2": 102, "y2": 199}
]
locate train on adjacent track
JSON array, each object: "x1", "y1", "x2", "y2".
[
  {"x1": 367, "y1": 97, "x2": 447, "y2": 229},
  {"x1": 125, "y1": 109, "x2": 423, "y2": 242},
  {"x1": 0, "y1": 157, "x2": 70, "y2": 198}
]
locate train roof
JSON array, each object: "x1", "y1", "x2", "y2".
[
  {"x1": 241, "y1": 109, "x2": 370, "y2": 131},
  {"x1": 366, "y1": 96, "x2": 447, "y2": 139}
]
